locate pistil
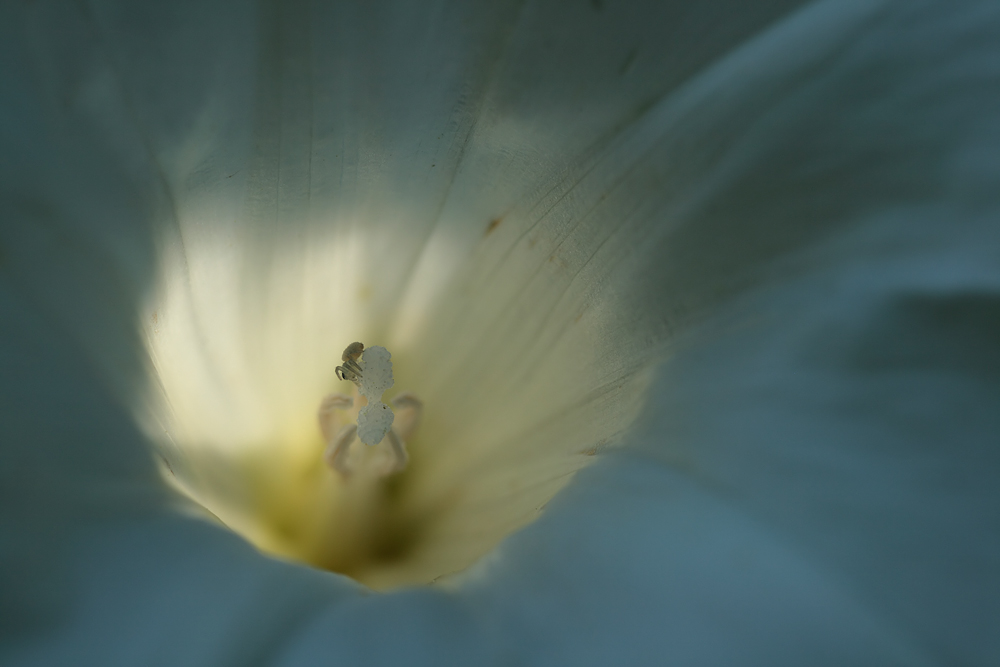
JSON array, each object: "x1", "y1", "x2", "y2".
[{"x1": 320, "y1": 343, "x2": 420, "y2": 477}]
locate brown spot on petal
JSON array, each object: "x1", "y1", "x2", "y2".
[{"x1": 485, "y1": 217, "x2": 503, "y2": 236}]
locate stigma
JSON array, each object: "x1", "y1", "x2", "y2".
[{"x1": 320, "y1": 343, "x2": 422, "y2": 477}]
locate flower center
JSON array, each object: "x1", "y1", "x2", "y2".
[{"x1": 140, "y1": 238, "x2": 655, "y2": 589}]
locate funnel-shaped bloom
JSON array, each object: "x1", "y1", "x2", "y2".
[{"x1": 2, "y1": 1, "x2": 999, "y2": 665}]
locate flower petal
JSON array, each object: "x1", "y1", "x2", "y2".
[{"x1": 3, "y1": 0, "x2": 999, "y2": 665}]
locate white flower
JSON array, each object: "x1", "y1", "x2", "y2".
[{"x1": 2, "y1": 1, "x2": 998, "y2": 665}]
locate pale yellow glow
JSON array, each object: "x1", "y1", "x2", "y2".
[{"x1": 137, "y1": 207, "x2": 655, "y2": 589}]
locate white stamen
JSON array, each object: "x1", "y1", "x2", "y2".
[{"x1": 356, "y1": 346, "x2": 394, "y2": 445}]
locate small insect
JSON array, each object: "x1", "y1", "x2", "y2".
[{"x1": 335, "y1": 341, "x2": 364, "y2": 383}]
